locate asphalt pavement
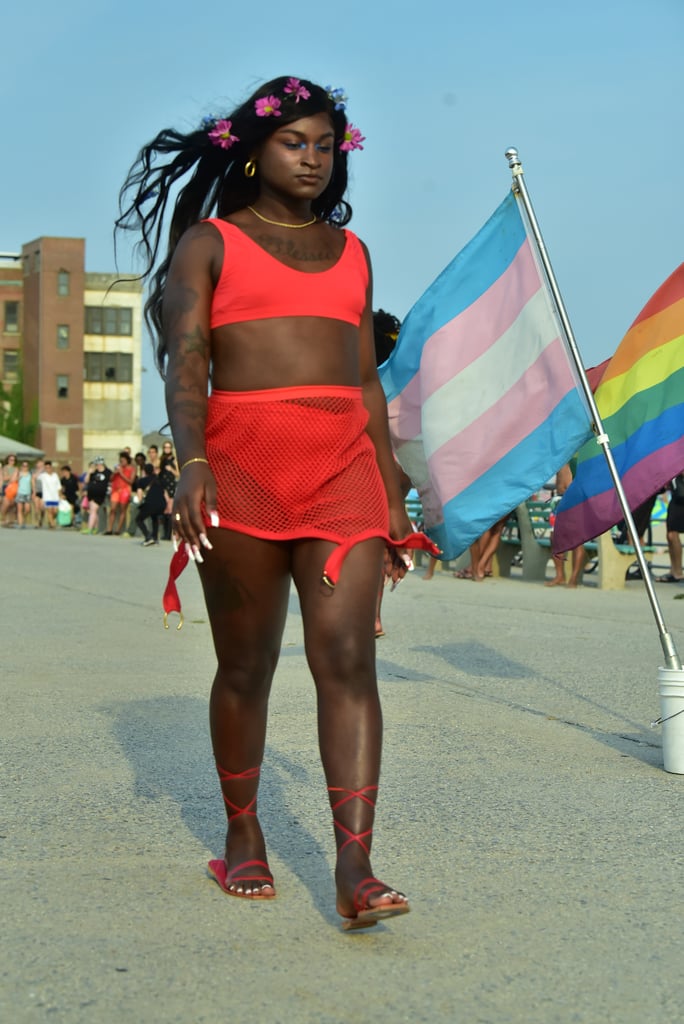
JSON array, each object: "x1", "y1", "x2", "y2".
[{"x1": 2, "y1": 527, "x2": 684, "y2": 1024}]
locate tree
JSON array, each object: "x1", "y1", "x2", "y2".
[{"x1": 0, "y1": 363, "x2": 37, "y2": 444}]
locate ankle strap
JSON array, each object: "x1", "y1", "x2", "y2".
[
  {"x1": 328, "y1": 785, "x2": 378, "y2": 856},
  {"x1": 327, "y1": 785, "x2": 378, "y2": 811},
  {"x1": 216, "y1": 764, "x2": 260, "y2": 819}
]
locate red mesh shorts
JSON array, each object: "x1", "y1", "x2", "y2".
[{"x1": 205, "y1": 385, "x2": 389, "y2": 543}]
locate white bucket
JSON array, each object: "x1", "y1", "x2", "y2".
[{"x1": 658, "y1": 667, "x2": 684, "y2": 774}]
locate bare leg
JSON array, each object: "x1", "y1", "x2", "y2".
[
  {"x1": 293, "y1": 538, "x2": 408, "y2": 925},
  {"x1": 567, "y1": 545, "x2": 588, "y2": 587},
  {"x1": 666, "y1": 530, "x2": 683, "y2": 578},
  {"x1": 546, "y1": 552, "x2": 566, "y2": 586},
  {"x1": 199, "y1": 529, "x2": 291, "y2": 897},
  {"x1": 87, "y1": 500, "x2": 100, "y2": 533}
]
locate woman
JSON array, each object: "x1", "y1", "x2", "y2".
[
  {"x1": 160, "y1": 441, "x2": 180, "y2": 540},
  {"x1": 83, "y1": 457, "x2": 111, "y2": 535},
  {"x1": 105, "y1": 451, "x2": 135, "y2": 535},
  {"x1": 0, "y1": 453, "x2": 19, "y2": 526},
  {"x1": 118, "y1": 76, "x2": 437, "y2": 930}
]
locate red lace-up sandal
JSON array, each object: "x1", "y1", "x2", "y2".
[
  {"x1": 328, "y1": 785, "x2": 409, "y2": 931},
  {"x1": 207, "y1": 765, "x2": 275, "y2": 899}
]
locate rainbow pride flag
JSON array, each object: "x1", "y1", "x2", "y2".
[
  {"x1": 379, "y1": 192, "x2": 592, "y2": 559},
  {"x1": 553, "y1": 263, "x2": 684, "y2": 552}
]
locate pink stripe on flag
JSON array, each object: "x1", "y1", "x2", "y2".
[
  {"x1": 387, "y1": 238, "x2": 542, "y2": 440},
  {"x1": 419, "y1": 238, "x2": 542, "y2": 397},
  {"x1": 426, "y1": 336, "x2": 576, "y2": 505}
]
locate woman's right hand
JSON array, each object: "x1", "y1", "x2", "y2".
[{"x1": 171, "y1": 462, "x2": 218, "y2": 562}]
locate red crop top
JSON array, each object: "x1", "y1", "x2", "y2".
[{"x1": 204, "y1": 218, "x2": 369, "y2": 328}]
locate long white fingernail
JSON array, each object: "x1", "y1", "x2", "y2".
[
  {"x1": 185, "y1": 543, "x2": 196, "y2": 562},
  {"x1": 199, "y1": 533, "x2": 213, "y2": 550},
  {"x1": 402, "y1": 554, "x2": 414, "y2": 571},
  {"x1": 173, "y1": 535, "x2": 179, "y2": 553},
  {"x1": 210, "y1": 511, "x2": 219, "y2": 528},
  {"x1": 193, "y1": 545, "x2": 204, "y2": 564}
]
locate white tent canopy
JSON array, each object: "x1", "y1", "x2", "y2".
[{"x1": 0, "y1": 434, "x2": 45, "y2": 460}]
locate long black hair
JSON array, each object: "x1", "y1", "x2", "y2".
[{"x1": 116, "y1": 76, "x2": 355, "y2": 374}]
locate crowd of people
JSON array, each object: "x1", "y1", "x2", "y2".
[{"x1": 0, "y1": 441, "x2": 181, "y2": 546}]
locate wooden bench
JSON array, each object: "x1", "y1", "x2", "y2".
[{"x1": 495, "y1": 499, "x2": 664, "y2": 589}]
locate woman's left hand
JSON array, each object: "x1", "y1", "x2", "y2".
[{"x1": 384, "y1": 507, "x2": 415, "y2": 587}]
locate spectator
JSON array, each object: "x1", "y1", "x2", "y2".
[
  {"x1": 657, "y1": 473, "x2": 684, "y2": 583},
  {"x1": 39, "y1": 461, "x2": 63, "y2": 529},
  {"x1": 15, "y1": 460, "x2": 33, "y2": 528},
  {"x1": 135, "y1": 463, "x2": 169, "y2": 547},
  {"x1": 32, "y1": 459, "x2": 45, "y2": 528},
  {"x1": 83, "y1": 457, "x2": 111, "y2": 535},
  {"x1": 105, "y1": 452, "x2": 136, "y2": 535},
  {"x1": 1, "y1": 454, "x2": 19, "y2": 526},
  {"x1": 60, "y1": 465, "x2": 81, "y2": 525}
]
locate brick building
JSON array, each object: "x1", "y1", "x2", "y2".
[{"x1": 0, "y1": 238, "x2": 143, "y2": 472}]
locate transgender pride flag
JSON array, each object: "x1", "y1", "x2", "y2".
[{"x1": 379, "y1": 192, "x2": 593, "y2": 560}]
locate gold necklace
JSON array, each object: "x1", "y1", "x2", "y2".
[{"x1": 247, "y1": 205, "x2": 317, "y2": 229}]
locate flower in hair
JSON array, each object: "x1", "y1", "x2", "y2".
[
  {"x1": 255, "y1": 96, "x2": 282, "y2": 117},
  {"x1": 326, "y1": 86, "x2": 348, "y2": 111},
  {"x1": 340, "y1": 123, "x2": 365, "y2": 152},
  {"x1": 284, "y1": 77, "x2": 311, "y2": 103},
  {"x1": 208, "y1": 119, "x2": 239, "y2": 150}
]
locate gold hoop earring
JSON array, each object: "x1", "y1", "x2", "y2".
[{"x1": 244, "y1": 160, "x2": 256, "y2": 179}]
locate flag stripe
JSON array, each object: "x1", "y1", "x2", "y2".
[
  {"x1": 428, "y1": 391, "x2": 591, "y2": 558},
  {"x1": 421, "y1": 290, "x2": 569, "y2": 455},
  {"x1": 553, "y1": 263, "x2": 684, "y2": 552},
  {"x1": 631, "y1": 267, "x2": 684, "y2": 327},
  {"x1": 427, "y1": 337, "x2": 580, "y2": 504},
  {"x1": 596, "y1": 331, "x2": 684, "y2": 418},
  {"x1": 551, "y1": 437, "x2": 684, "y2": 550},
  {"x1": 555, "y1": 401, "x2": 684, "y2": 512},
  {"x1": 380, "y1": 196, "x2": 527, "y2": 403}
]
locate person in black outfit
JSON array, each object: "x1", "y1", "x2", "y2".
[
  {"x1": 60, "y1": 465, "x2": 81, "y2": 525},
  {"x1": 135, "y1": 463, "x2": 170, "y2": 546}
]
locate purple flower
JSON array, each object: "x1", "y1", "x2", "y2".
[
  {"x1": 284, "y1": 77, "x2": 311, "y2": 103},
  {"x1": 208, "y1": 119, "x2": 239, "y2": 150},
  {"x1": 340, "y1": 123, "x2": 365, "y2": 152},
  {"x1": 255, "y1": 96, "x2": 282, "y2": 118}
]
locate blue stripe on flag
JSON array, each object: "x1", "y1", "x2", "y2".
[
  {"x1": 380, "y1": 192, "x2": 526, "y2": 403},
  {"x1": 553, "y1": 400, "x2": 684, "y2": 512},
  {"x1": 426, "y1": 390, "x2": 591, "y2": 560}
]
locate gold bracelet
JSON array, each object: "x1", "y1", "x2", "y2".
[{"x1": 179, "y1": 457, "x2": 209, "y2": 473}]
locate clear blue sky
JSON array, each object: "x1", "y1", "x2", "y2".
[{"x1": 2, "y1": 0, "x2": 682, "y2": 432}]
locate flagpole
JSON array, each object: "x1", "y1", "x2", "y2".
[{"x1": 505, "y1": 147, "x2": 681, "y2": 671}]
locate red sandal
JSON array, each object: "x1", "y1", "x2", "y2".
[
  {"x1": 207, "y1": 765, "x2": 275, "y2": 899},
  {"x1": 328, "y1": 785, "x2": 409, "y2": 931}
]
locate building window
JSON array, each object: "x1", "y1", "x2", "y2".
[
  {"x1": 3, "y1": 350, "x2": 19, "y2": 381},
  {"x1": 4, "y1": 301, "x2": 19, "y2": 333},
  {"x1": 34, "y1": 252, "x2": 41, "y2": 273},
  {"x1": 57, "y1": 270, "x2": 70, "y2": 296},
  {"x1": 85, "y1": 306, "x2": 133, "y2": 336},
  {"x1": 57, "y1": 324, "x2": 70, "y2": 349},
  {"x1": 84, "y1": 352, "x2": 133, "y2": 383},
  {"x1": 57, "y1": 374, "x2": 69, "y2": 398}
]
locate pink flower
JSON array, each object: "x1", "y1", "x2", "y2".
[
  {"x1": 340, "y1": 123, "x2": 365, "y2": 152},
  {"x1": 208, "y1": 119, "x2": 239, "y2": 150},
  {"x1": 284, "y1": 77, "x2": 311, "y2": 103},
  {"x1": 255, "y1": 96, "x2": 282, "y2": 118}
]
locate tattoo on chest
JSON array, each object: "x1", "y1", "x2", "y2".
[{"x1": 257, "y1": 233, "x2": 338, "y2": 265}]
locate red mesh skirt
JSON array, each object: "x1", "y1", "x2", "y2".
[
  {"x1": 205, "y1": 385, "x2": 390, "y2": 542},
  {"x1": 162, "y1": 386, "x2": 440, "y2": 623}
]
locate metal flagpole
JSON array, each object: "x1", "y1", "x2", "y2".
[{"x1": 505, "y1": 147, "x2": 681, "y2": 671}]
